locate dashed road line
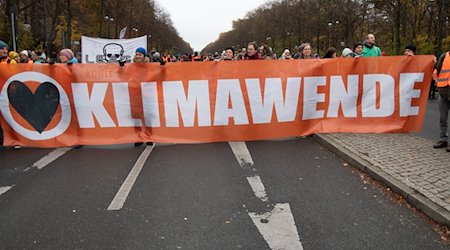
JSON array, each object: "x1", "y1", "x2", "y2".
[
  {"x1": 30, "y1": 147, "x2": 73, "y2": 170},
  {"x1": 0, "y1": 185, "x2": 14, "y2": 197},
  {"x1": 249, "y1": 203, "x2": 303, "y2": 250},
  {"x1": 246, "y1": 175, "x2": 268, "y2": 202},
  {"x1": 108, "y1": 144, "x2": 155, "y2": 211},
  {"x1": 228, "y1": 141, "x2": 254, "y2": 168},
  {"x1": 228, "y1": 141, "x2": 303, "y2": 249}
]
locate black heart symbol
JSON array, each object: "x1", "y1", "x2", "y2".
[{"x1": 7, "y1": 80, "x2": 60, "y2": 133}]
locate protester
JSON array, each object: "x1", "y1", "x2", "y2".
[
  {"x1": 0, "y1": 40, "x2": 17, "y2": 64},
  {"x1": 48, "y1": 51, "x2": 58, "y2": 64},
  {"x1": 432, "y1": 50, "x2": 450, "y2": 152},
  {"x1": 8, "y1": 51, "x2": 20, "y2": 63},
  {"x1": 279, "y1": 49, "x2": 293, "y2": 60},
  {"x1": 259, "y1": 44, "x2": 273, "y2": 60},
  {"x1": 222, "y1": 47, "x2": 235, "y2": 61},
  {"x1": 192, "y1": 52, "x2": 202, "y2": 61},
  {"x1": 162, "y1": 51, "x2": 172, "y2": 63},
  {"x1": 244, "y1": 42, "x2": 261, "y2": 60},
  {"x1": 341, "y1": 48, "x2": 354, "y2": 58},
  {"x1": 76, "y1": 52, "x2": 82, "y2": 63},
  {"x1": 295, "y1": 43, "x2": 314, "y2": 59},
  {"x1": 362, "y1": 34, "x2": 382, "y2": 57},
  {"x1": 131, "y1": 47, "x2": 153, "y2": 147},
  {"x1": 353, "y1": 42, "x2": 363, "y2": 58},
  {"x1": 404, "y1": 44, "x2": 416, "y2": 56},
  {"x1": 323, "y1": 47, "x2": 337, "y2": 58},
  {"x1": 430, "y1": 55, "x2": 438, "y2": 99},
  {"x1": 237, "y1": 48, "x2": 247, "y2": 60},
  {"x1": 133, "y1": 47, "x2": 150, "y2": 63},
  {"x1": 32, "y1": 50, "x2": 46, "y2": 63},
  {"x1": 19, "y1": 50, "x2": 33, "y2": 64},
  {"x1": 59, "y1": 48, "x2": 78, "y2": 64}
]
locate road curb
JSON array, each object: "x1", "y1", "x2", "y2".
[{"x1": 314, "y1": 133, "x2": 450, "y2": 228}]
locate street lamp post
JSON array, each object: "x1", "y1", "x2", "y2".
[
  {"x1": 328, "y1": 22, "x2": 332, "y2": 48},
  {"x1": 287, "y1": 32, "x2": 291, "y2": 50},
  {"x1": 105, "y1": 15, "x2": 114, "y2": 38},
  {"x1": 436, "y1": 0, "x2": 447, "y2": 55},
  {"x1": 148, "y1": 35, "x2": 152, "y2": 51},
  {"x1": 327, "y1": 20, "x2": 340, "y2": 48},
  {"x1": 334, "y1": 20, "x2": 339, "y2": 48}
]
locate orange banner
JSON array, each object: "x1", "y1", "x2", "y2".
[{"x1": 0, "y1": 56, "x2": 434, "y2": 147}]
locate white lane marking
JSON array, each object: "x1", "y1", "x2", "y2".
[
  {"x1": 108, "y1": 145, "x2": 154, "y2": 211},
  {"x1": 249, "y1": 203, "x2": 303, "y2": 250},
  {"x1": 229, "y1": 141, "x2": 303, "y2": 248},
  {"x1": 31, "y1": 147, "x2": 73, "y2": 170},
  {"x1": 0, "y1": 185, "x2": 14, "y2": 196},
  {"x1": 246, "y1": 175, "x2": 268, "y2": 202},
  {"x1": 228, "y1": 141, "x2": 254, "y2": 168}
]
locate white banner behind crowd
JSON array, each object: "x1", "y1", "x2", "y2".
[{"x1": 81, "y1": 36, "x2": 147, "y2": 63}]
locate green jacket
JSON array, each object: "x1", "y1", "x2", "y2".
[{"x1": 362, "y1": 42, "x2": 382, "y2": 57}]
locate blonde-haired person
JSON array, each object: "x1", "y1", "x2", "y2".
[{"x1": 8, "y1": 51, "x2": 19, "y2": 63}]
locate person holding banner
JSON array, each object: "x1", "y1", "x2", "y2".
[
  {"x1": 433, "y1": 50, "x2": 450, "y2": 152},
  {"x1": 132, "y1": 47, "x2": 153, "y2": 147},
  {"x1": 59, "y1": 49, "x2": 78, "y2": 64},
  {"x1": 244, "y1": 42, "x2": 262, "y2": 60},
  {"x1": 133, "y1": 47, "x2": 150, "y2": 63},
  {"x1": 362, "y1": 34, "x2": 382, "y2": 57},
  {"x1": 294, "y1": 43, "x2": 314, "y2": 59}
]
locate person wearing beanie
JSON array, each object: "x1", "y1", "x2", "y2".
[
  {"x1": 0, "y1": 40, "x2": 17, "y2": 64},
  {"x1": 133, "y1": 46, "x2": 152, "y2": 147},
  {"x1": 19, "y1": 50, "x2": 33, "y2": 64},
  {"x1": 59, "y1": 48, "x2": 78, "y2": 64},
  {"x1": 404, "y1": 44, "x2": 416, "y2": 56},
  {"x1": 341, "y1": 48, "x2": 354, "y2": 58},
  {"x1": 133, "y1": 47, "x2": 150, "y2": 63},
  {"x1": 8, "y1": 51, "x2": 19, "y2": 63},
  {"x1": 353, "y1": 42, "x2": 363, "y2": 58}
]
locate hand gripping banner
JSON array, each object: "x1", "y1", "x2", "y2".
[{"x1": 0, "y1": 56, "x2": 434, "y2": 147}]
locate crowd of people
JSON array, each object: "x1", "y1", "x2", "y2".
[
  {"x1": 1, "y1": 34, "x2": 414, "y2": 66},
  {"x1": 1, "y1": 33, "x2": 450, "y2": 153}
]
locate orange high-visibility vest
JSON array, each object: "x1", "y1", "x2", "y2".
[
  {"x1": 435, "y1": 52, "x2": 450, "y2": 87},
  {"x1": 0, "y1": 57, "x2": 17, "y2": 64}
]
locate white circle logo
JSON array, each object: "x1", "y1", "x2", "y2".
[{"x1": 0, "y1": 71, "x2": 71, "y2": 140}]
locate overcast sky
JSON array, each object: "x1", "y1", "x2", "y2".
[{"x1": 156, "y1": 0, "x2": 269, "y2": 52}]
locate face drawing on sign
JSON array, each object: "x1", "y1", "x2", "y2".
[{"x1": 97, "y1": 43, "x2": 131, "y2": 63}]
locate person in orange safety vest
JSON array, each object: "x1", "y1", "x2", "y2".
[
  {"x1": 0, "y1": 40, "x2": 17, "y2": 64},
  {"x1": 432, "y1": 50, "x2": 450, "y2": 152}
]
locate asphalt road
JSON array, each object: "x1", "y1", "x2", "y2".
[{"x1": 0, "y1": 137, "x2": 448, "y2": 249}]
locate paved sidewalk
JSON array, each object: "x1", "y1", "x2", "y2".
[{"x1": 315, "y1": 133, "x2": 450, "y2": 227}]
